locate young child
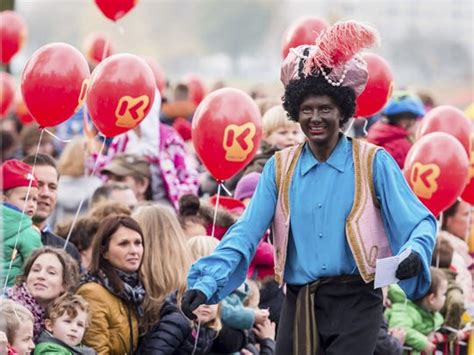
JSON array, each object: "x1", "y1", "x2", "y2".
[
  {"x1": 244, "y1": 105, "x2": 303, "y2": 176},
  {"x1": 34, "y1": 293, "x2": 95, "y2": 355},
  {"x1": 0, "y1": 299, "x2": 35, "y2": 354},
  {"x1": 241, "y1": 279, "x2": 276, "y2": 354},
  {"x1": 262, "y1": 105, "x2": 303, "y2": 151},
  {"x1": 386, "y1": 267, "x2": 447, "y2": 355},
  {"x1": 1, "y1": 159, "x2": 42, "y2": 287}
]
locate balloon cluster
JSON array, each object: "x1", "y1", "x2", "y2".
[
  {"x1": 404, "y1": 106, "x2": 473, "y2": 215},
  {"x1": 10, "y1": 0, "x2": 159, "y2": 139}
]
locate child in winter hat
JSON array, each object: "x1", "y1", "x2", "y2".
[{"x1": 1, "y1": 159, "x2": 42, "y2": 287}]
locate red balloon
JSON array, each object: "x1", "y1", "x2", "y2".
[
  {"x1": 83, "y1": 32, "x2": 114, "y2": 65},
  {"x1": 15, "y1": 93, "x2": 34, "y2": 124},
  {"x1": 355, "y1": 53, "x2": 394, "y2": 118},
  {"x1": 281, "y1": 16, "x2": 329, "y2": 59},
  {"x1": 0, "y1": 72, "x2": 15, "y2": 118},
  {"x1": 418, "y1": 105, "x2": 471, "y2": 155},
  {"x1": 403, "y1": 132, "x2": 469, "y2": 216},
  {"x1": 94, "y1": 0, "x2": 139, "y2": 22},
  {"x1": 86, "y1": 53, "x2": 156, "y2": 138},
  {"x1": 143, "y1": 56, "x2": 166, "y2": 96},
  {"x1": 21, "y1": 43, "x2": 90, "y2": 128},
  {"x1": 192, "y1": 88, "x2": 262, "y2": 181},
  {"x1": 461, "y1": 131, "x2": 474, "y2": 204},
  {"x1": 0, "y1": 11, "x2": 27, "y2": 64},
  {"x1": 183, "y1": 74, "x2": 207, "y2": 106}
]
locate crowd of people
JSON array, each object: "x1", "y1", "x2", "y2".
[{"x1": 1, "y1": 20, "x2": 474, "y2": 355}]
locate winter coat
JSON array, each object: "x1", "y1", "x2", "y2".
[
  {"x1": 221, "y1": 284, "x2": 255, "y2": 330},
  {"x1": 137, "y1": 296, "x2": 246, "y2": 355},
  {"x1": 1, "y1": 204, "x2": 42, "y2": 286},
  {"x1": 374, "y1": 317, "x2": 403, "y2": 355},
  {"x1": 258, "y1": 279, "x2": 284, "y2": 326},
  {"x1": 385, "y1": 284, "x2": 443, "y2": 354},
  {"x1": 247, "y1": 239, "x2": 275, "y2": 280},
  {"x1": 366, "y1": 120, "x2": 412, "y2": 168},
  {"x1": 34, "y1": 330, "x2": 96, "y2": 355},
  {"x1": 438, "y1": 230, "x2": 473, "y2": 303},
  {"x1": 40, "y1": 229, "x2": 81, "y2": 266},
  {"x1": 77, "y1": 282, "x2": 139, "y2": 355},
  {"x1": 242, "y1": 331, "x2": 275, "y2": 355}
]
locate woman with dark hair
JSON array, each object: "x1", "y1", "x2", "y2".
[
  {"x1": 77, "y1": 215, "x2": 145, "y2": 355},
  {"x1": 7, "y1": 246, "x2": 79, "y2": 340}
]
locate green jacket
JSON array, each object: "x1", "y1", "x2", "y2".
[
  {"x1": 1, "y1": 204, "x2": 42, "y2": 286},
  {"x1": 385, "y1": 284, "x2": 444, "y2": 354},
  {"x1": 34, "y1": 330, "x2": 96, "y2": 355}
]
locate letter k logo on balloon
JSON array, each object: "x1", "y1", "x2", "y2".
[
  {"x1": 115, "y1": 95, "x2": 150, "y2": 128},
  {"x1": 410, "y1": 162, "x2": 440, "y2": 199},
  {"x1": 223, "y1": 122, "x2": 256, "y2": 162}
]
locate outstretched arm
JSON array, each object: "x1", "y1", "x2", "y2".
[{"x1": 187, "y1": 158, "x2": 278, "y2": 304}]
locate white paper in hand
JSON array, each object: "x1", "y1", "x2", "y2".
[{"x1": 374, "y1": 248, "x2": 412, "y2": 289}]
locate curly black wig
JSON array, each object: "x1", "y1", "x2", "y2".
[{"x1": 282, "y1": 74, "x2": 357, "y2": 126}]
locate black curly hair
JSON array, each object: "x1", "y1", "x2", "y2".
[{"x1": 282, "y1": 74, "x2": 357, "y2": 126}]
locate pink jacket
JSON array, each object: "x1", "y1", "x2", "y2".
[{"x1": 89, "y1": 122, "x2": 199, "y2": 210}]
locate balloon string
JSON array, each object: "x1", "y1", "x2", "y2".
[
  {"x1": 211, "y1": 183, "x2": 222, "y2": 238},
  {"x1": 118, "y1": 24, "x2": 125, "y2": 35},
  {"x1": 2, "y1": 128, "x2": 44, "y2": 295},
  {"x1": 63, "y1": 137, "x2": 106, "y2": 250},
  {"x1": 43, "y1": 128, "x2": 72, "y2": 143},
  {"x1": 361, "y1": 119, "x2": 369, "y2": 137},
  {"x1": 344, "y1": 117, "x2": 355, "y2": 136},
  {"x1": 101, "y1": 36, "x2": 109, "y2": 61},
  {"x1": 191, "y1": 318, "x2": 201, "y2": 355},
  {"x1": 220, "y1": 183, "x2": 232, "y2": 197},
  {"x1": 437, "y1": 211, "x2": 444, "y2": 235}
]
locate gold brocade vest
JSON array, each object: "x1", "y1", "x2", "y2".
[{"x1": 271, "y1": 139, "x2": 392, "y2": 285}]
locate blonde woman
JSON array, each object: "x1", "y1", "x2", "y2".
[
  {"x1": 136, "y1": 229, "x2": 246, "y2": 354},
  {"x1": 53, "y1": 136, "x2": 102, "y2": 226},
  {"x1": 132, "y1": 205, "x2": 191, "y2": 334}
]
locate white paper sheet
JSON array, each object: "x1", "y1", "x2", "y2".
[{"x1": 374, "y1": 248, "x2": 412, "y2": 289}]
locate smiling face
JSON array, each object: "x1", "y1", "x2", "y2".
[
  {"x1": 26, "y1": 253, "x2": 65, "y2": 307},
  {"x1": 103, "y1": 226, "x2": 144, "y2": 273},
  {"x1": 298, "y1": 94, "x2": 343, "y2": 157},
  {"x1": 32, "y1": 165, "x2": 58, "y2": 228},
  {"x1": 45, "y1": 309, "x2": 88, "y2": 347}
]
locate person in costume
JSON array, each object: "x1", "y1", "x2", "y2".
[{"x1": 181, "y1": 21, "x2": 436, "y2": 355}]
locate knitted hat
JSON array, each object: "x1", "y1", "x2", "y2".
[
  {"x1": 234, "y1": 172, "x2": 261, "y2": 201},
  {"x1": 1, "y1": 159, "x2": 39, "y2": 191},
  {"x1": 281, "y1": 20, "x2": 379, "y2": 96},
  {"x1": 383, "y1": 90, "x2": 426, "y2": 118}
]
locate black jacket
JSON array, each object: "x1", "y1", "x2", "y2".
[
  {"x1": 374, "y1": 318, "x2": 403, "y2": 355},
  {"x1": 41, "y1": 229, "x2": 81, "y2": 265},
  {"x1": 137, "y1": 296, "x2": 246, "y2": 355}
]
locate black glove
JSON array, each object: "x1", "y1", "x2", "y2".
[
  {"x1": 396, "y1": 252, "x2": 422, "y2": 280},
  {"x1": 181, "y1": 289, "x2": 207, "y2": 320}
]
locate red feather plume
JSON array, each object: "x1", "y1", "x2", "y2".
[{"x1": 303, "y1": 21, "x2": 379, "y2": 75}]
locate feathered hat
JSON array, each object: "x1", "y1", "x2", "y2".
[{"x1": 280, "y1": 20, "x2": 379, "y2": 96}]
